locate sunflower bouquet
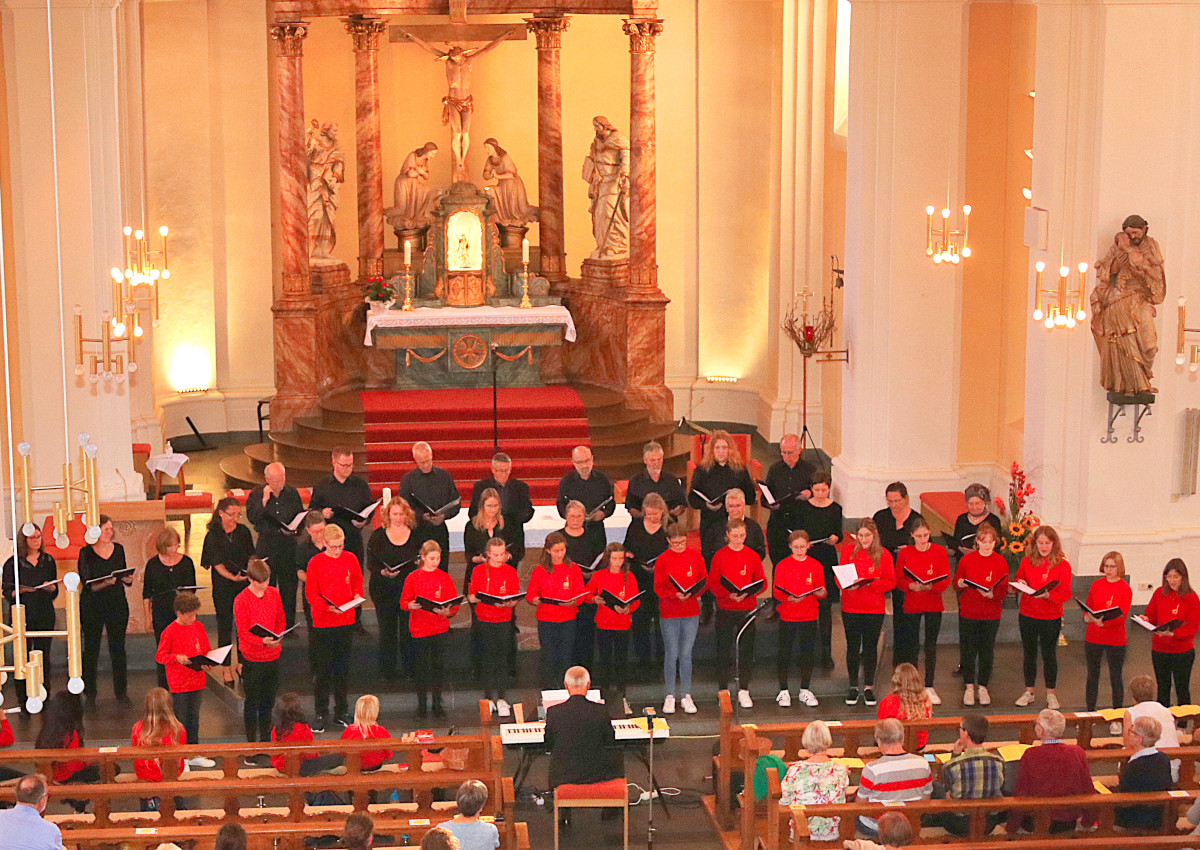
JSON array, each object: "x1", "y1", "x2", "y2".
[{"x1": 995, "y1": 462, "x2": 1040, "y2": 570}]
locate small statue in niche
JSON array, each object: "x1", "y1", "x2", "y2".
[
  {"x1": 386, "y1": 142, "x2": 439, "y2": 231},
  {"x1": 481, "y1": 138, "x2": 536, "y2": 226},
  {"x1": 306, "y1": 119, "x2": 345, "y2": 260},
  {"x1": 1091, "y1": 213, "x2": 1166, "y2": 395},
  {"x1": 582, "y1": 115, "x2": 630, "y2": 260}
]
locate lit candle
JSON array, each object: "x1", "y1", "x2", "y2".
[
  {"x1": 522, "y1": 237, "x2": 530, "y2": 265},
  {"x1": 925, "y1": 206, "x2": 935, "y2": 256},
  {"x1": 404, "y1": 241, "x2": 411, "y2": 267},
  {"x1": 383, "y1": 487, "x2": 392, "y2": 507}
]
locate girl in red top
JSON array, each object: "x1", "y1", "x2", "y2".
[
  {"x1": 654, "y1": 522, "x2": 707, "y2": 715},
  {"x1": 234, "y1": 558, "x2": 287, "y2": 742},
  {"x1": 1143, "y1": 558, "x2": 1200, "y2": 706},
  {"x1": 1013, "y1": 525, "x2": 1072, "y2": 709},
  {"x1": 304, "y1": 523, "x2": 364, "y2": 730},
  {"x1": 1082, "y1": 551, "x2": 1132, "y2": 715},
  {"x1": 894, "y1": 520, "x2": 951, "y2": 704},
  {"x1": 588, "y1": 543, "x2": 641, "y2": 714},
  {"x1": 838, "y1": 519, "x2": 895, "y2": 707},
  {"x1": 709, "y1": 518, "x2": 766, "y2": 708},
  {"x1": 131, "y1": 687, "x2": 185, "y2": 811},
  {"x1": 773, "y1": 530, "x2": 826, "y2": 709},
  {"x1": 525, "y1": 531, "x2": 585, "y2": 689},
  {"x1": 341, "y1": 694, "x2": 393, "y2": 772},
  {"x1": 467, "y1": 538, "x2": 521, "y2": 716},
  {"x1": 36, "y1": 692, "x2": 97, "y2": 813},
  {"x1": 954, "y1": 524, "x2": 1008, "y2": 706},
  {"x1": 401, "y1": 541, "x2": 461, "y2": 719},
  {"x1": 876, "y1": 662, "x2": 933, "y2": 749},
  {"x1": 270, "y1": 691, "x2": 343, "y2": 778},
  {"x1": 153, "y1": 592, "x2": 210, "y2": 762}
]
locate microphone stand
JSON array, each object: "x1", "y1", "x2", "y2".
[
  {"x1": 490, "y1": 343, "x2": 499, "y2": 453},
  {"x1": 733, "y1": 598, "x2": 771, "y2": 726},
  {"x1": 644, "y1": 706, "x2": 657, "y2": 850}
]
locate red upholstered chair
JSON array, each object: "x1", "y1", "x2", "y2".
[
  {"x1": 131, "y1": 443, "x2": 154, "y2": 499},
  {"x1": 614, "y1": 480, "x2": 628, "y2": 506},
  {"x1": 918, "y1": 490, "x2": 968, "y2": 540},
  {"x1": 226, "y1": 488, "x2": 250, "y2": 506},
  {"x1": 554, "y1": 777, "x2": 628, "y2": 850},
  {"x1": 155, "y1": 467, "x2": 213, "y2": 540},
  {"x1": 42, "y1": 515, "x2": 85, "y2": 562},
  {"x1": 297, "y1": 488, "x2": 312, "y2": 508}
]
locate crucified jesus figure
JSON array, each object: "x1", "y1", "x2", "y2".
[{"x1": 400, "y1": 28, "x2": 517, "y2": 181}]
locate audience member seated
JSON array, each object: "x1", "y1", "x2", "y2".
[
  {"x1": 215, "y1": 823, "x2": 248, "y2": 850},
  {"x1": 423, "y1": 825, "x2": 460, "y2": 850},
  {"x1": 780, "y1": 720, "x2": 849, "y2": 842},
  {"x1": 0, "y1": 774, "x2": 61, "y2": 850},
  {"x1": 856, "y1": 718, "x2": 931, "y2": 837},
  {"x1": 343, "y1": 813, "x2": 376, "y2": 850},
  {"x1": 341, "y1": 694, "x2": 393, "y2": 772},
  {"x1": 926, "y1": 714, "x2": 1004, "y2": 836},
  {"x1": 270, "y1": 691, "x2": 344, "y2": 777},
  {"x1": 1116, "y1": 715, "x2": 1174, "y2": 831},
  {"x1": 545, "y1": 665, "x2": 622, "y2": 829},
  {"x1": 1006, "y1": 708, "x2": 1095, "y2": 834},
  {"x1": 1125, "y1": 673, "x2": 1182, "y2": 782},
  {"x1": 876, "y1": 663, "x2": 932, "y2": 750},
  {"x1": 843, "y1": 811, "x2": 913, "y2": 850},
  {"x1": 447, "y1": 779, "x2": 501, "y2": 850}
]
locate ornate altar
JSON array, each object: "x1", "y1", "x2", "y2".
[{"x1": 419, "y1": 182, "x2": 507, "y2": 305}]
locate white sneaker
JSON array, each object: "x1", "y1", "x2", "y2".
[
  {"x1": 776, "y1": 689, "x2": 792, "y2": 708},
  {"x1": 496, "y1": 699, "x2": 512, "y2": 718},
  {"x1": 963, "y1": 687, "x2": 975, "y2": 707},
  {"x1": 663, "y1": 695, "x2": 676, "y2": 714},
  {"x1": 186, "y1": 756, "x2": 216, "y2": 769},
  {"x1": 1046, "y1": 693, "x2": 1060, "y2": 710},
  {"x1": 623, "y1": 698, "x2": 633, "y2": 716},
  {"x1": 977, "y1": 686, "x2": 991, "y2": 705},
  {"x1": 738, "y1": 689, "x2": 754, "y2": 709},
  {"x1": 926, "y1": 687, "x2": 942, "y2": 706},
  {"x1": 1015, "y1": 690, "x2": 1035, "y2": 707},
  {"x1": 798, "y1": 689, "x2": 819, "y2": 707},
  {"x1": 681, "y1": 694, "x2": 698, "y2": 714}
]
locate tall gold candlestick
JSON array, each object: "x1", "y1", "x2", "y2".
[
  {"x1": 401, "y1": 262, "x2": 413, "y2": 311},
  {"x1": 519, "y1": 260, "x2": 532, "y2": 309}
]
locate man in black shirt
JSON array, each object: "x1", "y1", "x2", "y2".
[
  {"x1": 245, "y1": 462, "x2": 306, "y2": 628},
  {"x1": 624, "y1": 440, "x2": 686, "y2": 518},
  {"x1": 556, "y1": 446, "x2": 615, "y2": 535},
  {"x1": 309, "y1": 448, "x2": 373, "y2": 567},
  {"x1": 545, "y1": 665, "x2": 621, "y2": 827},
  {"x1": 764, "y1": 434, "x2": 814, "y2": 566},
  {"x1": 701, "y1": 489, "x2": 766, "y2": 561},
  {"x1": 399, "y1": 441, "x2": 461, "y2": 557},
  {"x1": 469, "y1": 452, "x2": 534, "y2": 565},
  {"x1": 871, "y1": 481, "x2": 924, "y2": 557}
]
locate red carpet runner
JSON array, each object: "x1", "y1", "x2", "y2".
[{"x1": 360, "y1": 387, "x2": 590, "y2": 504}]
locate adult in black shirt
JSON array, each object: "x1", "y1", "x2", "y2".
[
  {"x1": 3, "y1": 524, "x2": 59, "y2": 705},
  {"x1": 562, "y1": 500, "x2": 606, "y2": 670},
  {"x1": 366, "y1": 498, "x2": 422, "y2": 680},
  {"x1": 556, "y1": 446, "x2": 615, "y2": 540},
  {"x1": 623, "y1": 493, "x2": 670, "y2": 671},
  {"x1": 1116, "y1": 716, "x2": 1174, "y2": 830},
  {"x1": 763, "y1": 434, "x2": 815, "y2": 566},
  {"x1": 545, "y1": 666, "x2": 621, "y2": 816},
  {"x1": 399, "y1": 441, "x2": 461, "y2": 556},
  {"x1": 201, "y1": 497, "x2": 254, "y2": 679},
  {"x1": 688, "y1": 430, "x2": 758, "y2": 566},
  {"x1": 245, "y1": 462, "x2": 306, "y2": 628},
  {"x1": 800, "y1": 471, "x2": 843, "y2": 666},
  {"x1": 871, "y1": 481, "x2": 925, "y2": 557},
  {"x1": 310, "y1": 448, "x2": 373, "y2": 566},
  {"x1": 952, "y1": 484, "x2": 1004, "y2": 561},
  {"x1": 469, "y1": 452, "x2": 534, "y2": 566},
  {"x1": 140, "y1": 527, "x2": 197, "y2": 689},
  {"x1": 624, "y1": 441, "x2": 686, "y2": 518},
  {"x1": 700, "y1": 490, "x2": 766, "y2": 562},
  {"x1": 78, "y1": 515, "x2": 133, "y2": 705}
]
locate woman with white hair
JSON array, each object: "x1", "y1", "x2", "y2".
[{"x1": 780, "y1": 720, "x2": 849, "y2": 841}]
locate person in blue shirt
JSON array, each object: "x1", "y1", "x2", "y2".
[{"x1": 0, "y1": 773, "x2": 62, "y2": 850}]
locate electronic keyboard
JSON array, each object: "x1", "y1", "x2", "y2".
[{"x1": 499, "y1": 718, "x2": 670, "y2": 745}]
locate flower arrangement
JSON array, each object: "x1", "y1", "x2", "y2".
[
  {"x1": 363, "y1": 277, "x2": 393, "y2": 305},
  {"x1": 995, "y1": 461, "x2": 1040, "y2": 569}
]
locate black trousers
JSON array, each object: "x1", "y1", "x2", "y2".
[
  {"x1": 777, "y1": 619, "x2": 817, "y2": 690},
  {"x1": 631, "y1": 594, "x2": 663, "y2": 668},
  {"x1": 715, "y1": 608, "x2": 755, "y2": 691},
  {"x1": 276, "y1": 567, "x2": 300, "y2": 631},
  {"x1": 1152, "y1": 648, "x2": 1195, "y2": 706},
  {"x1": 959, "y1": 616, "x2": 1000, "y2": 686},
  {"x1": 895, "y1": 611, "x2": 942, "y2": 686},
  {"x1": 412, "y1": 632, "x2": 446, "y2": 708},
  {"x1": 595, "y1": 628, "x2": 630, "y2": 696},
  {"x1": 172, "y1": 689, "x2": 202, "y2": 748},
  {"x1": 476, "y1": 619, "x2": 511, "y2": 700},
  {"x1": 572, "y1": 604, "x2": 597, "y2": 669},
  {"x1": 1084, "y1": 642, "x2": 1125, "y2": 711},
  {"x1": 152, "y1": 612, "x2": 174, "y2": 690},
  {"x1": 371, "y1": 588, "x2": 404, "y2": 677},
  {"x1": 310, "y1": 625, "x2": 353, "y2": 719},
  {"x1": 539, "y1": 620, "x2": 575, "y2": 690},
  {"x1": 241, "y1": 658, "x2": 279, "y2": 742},
  {"x1": 213, "y1": 586, "x2": 237, "y2": 663},
  {"x1": 842, "y1": 611, "x2": 883, "y2": 689},
  {"x1": 1019, "y1": 614, "x2": 1060, "y2": 688},
  {"x1": 81, "y1": 603, "x2": 128, "y2": 698}
]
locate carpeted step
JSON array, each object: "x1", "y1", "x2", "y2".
[
  {"x1": 360, "y1": 386, "x2": 586, "y2": 422},
  {"x1": 364, "y1": 418, "x2": 589, "y2": 442},
  {"x1": 366, "y1": 437, "x2": 584, "y2": 463}
]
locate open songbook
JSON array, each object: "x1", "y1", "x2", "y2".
[
  {"x1": 832, "y1": 562, "x2": 870, "y2": 590},
  {"x1": 539, "y1": 591, "x2": 590, "y2": 606},
  {"x1": 586, "y1": 496, "x2": 614, "y2": 515},
  {"x1": 693, "y1": 488, "x2": 734, "y2": 509},
  {"x1": 902, "y1": 566, "x2": 949, "y2": 585},
  {"x1": 776, "y1": 581, "x2": 823, "y2": 601},
  {"x1": 719, "y1": 575, "x2": 764, "y2": 597},
  {"x1": 756, "y1": 482, "x2": 800, "y2": 509},
  {"x1": 669, "y1": 575, "x2": 707, "y2": 597},
  {"x1": 330, "y1": 500, "x2": 382, "y2": 523},
  {"x1": 379, "y1": 558, "x2": 418, "y2": 578},
  {"x1": 249, "y1": 623, "x2": 300, "y2": 640},
  {"x1": 6, "y1": 578, "x2": 63, "y2": 592},
  {"x1": 86, "y1": 567, "x2": 135, "y2": 585},
  {"x1": 580, "y1": 550, "x2": 607, "y2": 576},
  {"x1": 961, "y1": 575, "x2": 1004, "y2": 592},
  {"x1": 152, "y1": 584, "x2": 206, "y2": 597},
  {"x1": 1073, "y1": 597, "x2": 1124, "y2": 622},
  {"x1": 474, "y1": 590, "x2": 524, "y2": 606},
  {"x1": 415, "y1": 594, "x2": 465, "y2": 612},
  {"x1": 626, "y1": 551, "x2": 662, "y2": 572},
  {"x1": 1010, "y1": 578, "x2": 1060, "y2": 596},
  {"x1": 186, "y1": 644, "x2": 232, "y2": 670},
  {"x1": 410, "y1": 495, "x2": 461, "y2": 519},
  {"x1": 321, "y1": 593, "x2": 366, "y2": 613},
  {"x1": 268, "y1": 510, "x2": 308, "y2": 533},
  {"x1": 599, "y1": 588, "x2": 646, "y2": 608},
  {"x1": 1132, "y1": 614, "x2": 1184, "y2": 633}
]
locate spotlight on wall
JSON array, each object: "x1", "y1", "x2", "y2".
[
  {"x1": 704, "y1": 376, "x2": 739, "y2": 384},
  {"x1": 169, "y1": 344, "x2": 213, "y2": 394}
]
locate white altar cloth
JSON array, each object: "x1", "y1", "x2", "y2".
[{"x1": 364, "y1": 305, "x2": 577, "y2": 346}]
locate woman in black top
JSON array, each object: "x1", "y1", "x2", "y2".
[
  {"x1": 366, "y1": 498, "x2": 422, "y2": 680},
  {"x1": 201, "y1": 497, "x2": 254, "y2": 682},
  {"x1": 952, "y1": 483, "x2": 1004, "y2": 560},
  {"x1": 688, "y1": 431, "x2": 758, "y2": 563},
  {"x1": 140, "y1": 527, "x2": 197, "y2": 689},
  {"x1": 77, "y1": 514, "x2": 133, "y2": 705},
  {"x1": 295, "y1": 511, "x2": 326, "y2": 666},
  {"x1": 800, "y1": 471, "x2": 843, "y2": 667},
  {"x1": 562, "y1": 499, "x2": 606, "y2": 669},
  {"x1": 623, "y1": 493, "x2": 670, "y2": 673},
  {"x1": 3, "y1": 523, "x2": 60, "y2": 706}
]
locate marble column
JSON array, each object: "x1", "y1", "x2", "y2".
[
  {"x1": 345, "y1": 15, "x2": 386, "y2": 281},
  {"x1": 270, "y1": 21, "x2": 310, "y2": 297},
  {"x1": 623, "y1": 18, "x2": 663, "y2": 294},
  {"x1": 526, "y1": 15, "x2": 569, "y2": 283}
]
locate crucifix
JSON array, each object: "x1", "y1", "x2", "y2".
[{"x1": 391, "y1": 14, "x2": 525, "y2": 182}]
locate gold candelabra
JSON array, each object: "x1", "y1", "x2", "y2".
[
  {"x1": 520, "y1": 237, "x2": 532, "y2": 308},
  {"x1": 1032, "y1": 261, "x2": 1088, "y2": 330},
  {"x1": 110, "y1": 225, "x2": 168, "y2": 332},
  {"x1": 402, "y1": 241, "x2": 414, "y2": 311},
  {"x1": 17, "y1": 435, "x2": 102, "y2": 546},
  {"x1": 925, "y1": 204, "x2": 972, "y2": 264},
  {"x1": 73, "y1": 306, "x2": 139, "y2": 382},
  {"x1": 1177, "y1": 296, "x2": 1200, "y2": 372}
]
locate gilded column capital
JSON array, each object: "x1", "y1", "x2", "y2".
[
  {"x1": 622, "y1": 18, "x2": 663, "y2": 53},
  {"x1": 525, "y1": 15, "x2": 570, "y2": 51},
  {"x1": 270, "y1": 21, "x2": 309, "y2": 58},
  {"x1": 344, "y1": 15, "x2": 387, "y2": 53}
]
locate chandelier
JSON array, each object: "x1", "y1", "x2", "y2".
[
  {"x1": 109, "y1": 224, "x2": 169, "y2": 334},
  {"x1": 925, "y1": 204, "x2": 972, "y2": 264},
  {"x1": 1178, "y1": 296, "x2": 1200, "y2": 372},
  {"x1": 1031, "y1": 261, "x2": 1087, "y2": 330}
]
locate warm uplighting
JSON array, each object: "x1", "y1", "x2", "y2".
[
  {"x1": 1032, "y1": 259, "x2": 1088, "y2": 331},
  {"x1": 1022, "y1": 188, "x2": 1033, "y2": 201},
  {"x1": 169, "y1": 343, "x2": 214, "y2": 393},
  {"x1": 925, "y1": 204, "x2": 971, "y2": 264},
  {"x1": 1178, "y1": 296, "x2": 1200, "y2": 372},
  {"x1": 704, "y1": 375, "x2": 740, "y2": 384},
  {"x1": 1024, "y1": 148, "x2": 1034, "y2": 160}
]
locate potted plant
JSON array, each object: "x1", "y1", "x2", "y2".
[{"x1": 364, "y1": 277, "x2": 393, "y2": 312}]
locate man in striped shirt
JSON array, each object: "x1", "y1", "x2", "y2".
[{"x1": 857, "y1": 718, "x2": 932, "y2": 836}]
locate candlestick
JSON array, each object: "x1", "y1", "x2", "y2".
[
  {"x1": 519, "y1": 260, "x2": 532, "y2": 309},
  {"x1": 401, "y1": 257, "x2": 413, "y2": 311},
  {"x1": 404, "y1": 240, "x2": 411, "y2": 267},
  {"x1": 1033, "y1": 261, "x2": 1045, "y2": 320},
  {"x1": 925, "y1": 206, "x2": 935, "y2": 256},
  {"x1": 522, "y1": 237, "x2": 530, "y2": 265}
]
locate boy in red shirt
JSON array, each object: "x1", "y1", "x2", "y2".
[
  {"x1": 773, "y1": 530, "x2": 826, "y2": 708},
  {"x1": 467, "y1": 538, "x2": 521, "y2": 717},
  {"x1": 709, "y1": 518, "x2": 766, "y2": 709},
  {"x1": 400, "y1": 541, "x2": 461, "y2": 718},
  {"x1": 234, "y1": 558, "x2": 287, "y2": 744},
  {"x1": 153, "y1": 592, "x2": 214, "y2": 768},
  {"x1": 305, "y1": 524, "x2": 364, "y2": 731}
]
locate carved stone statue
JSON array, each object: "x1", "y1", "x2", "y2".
[
  {"x1": 385, "y1": 142, "x2": 439, "y2": 231},
  {"x1": 1091, "y1": 213, "x2": 1167, "y2": 395},
  {"x1": 306, "y1": 120, "x2": 345, "y2": 260},
  {"x1": 481, "y1": 138, "x2": 536, "y2": 226},
  {"x1": 398, "y1": 29, "x2": 517, "y2": 181},
  {"x1": 582, "y1": 115, "x2": 630, "y2": 260}
]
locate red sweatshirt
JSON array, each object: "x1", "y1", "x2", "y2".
[
  {"x1": 654, "y1": 548, "x2": 707, "y2": 619},
  {"x1": 1014, "y1": 557, "x2": 1072, "y2": 619},
  {"x1": 709, "y1": 545, "x2": 766, "y2": 612},
  {"x1": 526, "y1": 562, "x2": 585, "y2": 623},
  {"x1": 1144, "y1": 587, "x2": 1200, "y2": 654},
  {"x1": 877, "y1": 693, "x2": 931, "y2": 749},
  {"x1": 0, "y1": 718, "x2": 11, "y2": 748},
  {"x1": 896, "y1": 545, "x2": 951, "y2": 613},
  {"x1": 955, "y1": 551, "x2": 1009, "y2": 620},
  {"x1": 341, "y1": 723, "x2": 393, "y2": 769},
  {"x1": 234, "y1": 585, "x2": 286, "y2": 662},
  {"x1": 305, "y1": 550, "x2": 364, "y2": 629},
  {"x1": 588, "y1": 570, "x2": 640, "y2": 630},
  {"x1": 400, "y1": 568, "x2": 461, "y2": 638},
  {"x1": 132, "y1": 720, "x2": 185, "y2": 782},
  {"x1": 837, "y1": 544, "x2": 895, "y2": 614},
  {"x1": 51, "y1": 731, "x2": 91, "y2": 783},
  {"x1": 154, "y1": 620, "x2": 210, "y2": 693},
  {"x1": 1083, "y1": 577, "x2": 1131, "y2": 646},
  {"x1": 270, "y1": 722, "x2": 319, "y2": 773},
  {"x1": 772, "y1": 555, "x2": 824, "y2": 622},
  {"x1": 469, "y1": 562, "x2": 521, "y2": 623}
]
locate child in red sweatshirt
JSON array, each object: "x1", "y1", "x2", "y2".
[
  {"x1": 400, "y1": 541, "x2": 461, "y2": 719},
  {"x1": 709, "y1": 518, "x2": 766, "y2": 708},
  {"x1": 153, "y1": 592, "x2": 213, "y2": 767},
  {"x1": 587, "y1": 543, "x2": 641, "y2": 714},
  {"x1": 304, "y1": 524, "x2": 364, "y2": 730}
]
